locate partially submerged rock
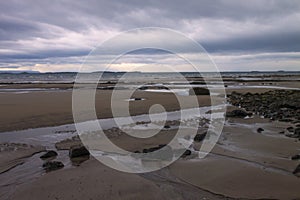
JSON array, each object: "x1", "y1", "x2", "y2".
[
  {"x1": 181, "y1": 150, "x2": 192, "y2": 158},
  {"x1": 40, "y1": 150, "x2": 58, "y2": 159},
  {"x1": 69, "y1": 145, "x2": 90, "y2": 159},
  {"x1": 42, "y1": 161, "x2": 64, "y2": 172},
  {"x1": 143, "y1": 144, "x2": 166, "y2": 153},
  {"x1": 293, "y1": 164, "x2": 300, "y2": 176},
  {"x1": 291, "y1": 155, "x2": 300, "y2": 160},
  {"x1": 257, "y1": 128, "x2": 264, "y2": 133},
  {"x1": 226, "y1": 109, "x2": 252, "y2": 118},
  {"x1": 194, "y1": 132, "x2": 207, "y2": 142},
  {"x1": 189, "y1": 87, "x2": 209, "y2": 95}
]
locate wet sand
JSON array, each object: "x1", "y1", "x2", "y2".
[
  {"x1": 1, "y1": 79, "x2": 300, "y2": 200},
  {"x1": 0, "y1": 143, "x2": 45, "y2": 174},
  {"x1": 0, "y1": 90, "x2": 211, "y2": 132}
]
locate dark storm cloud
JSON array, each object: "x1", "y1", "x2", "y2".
[
  {"x1": 0, "y1": 0, "x2": 299, "y2": 70},
  {"x1": 202, "y1": 29, "x2": 300, "y2": 53}
]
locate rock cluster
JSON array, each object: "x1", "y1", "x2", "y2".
[
  {"x1": 228, "y1": 90, "x2": 300, "y2": 139},
  {"x1": 228, "y1": 90, "x2": 300, "y2": 122}
]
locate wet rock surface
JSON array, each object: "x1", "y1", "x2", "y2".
[
  {"x1": 228, "y1": 90, "x2": 300, "y2": 122},
  {"x1": 69, "y1": 146, "x2": 90, "y2": 159},
  {"x1": 40, "y1": 150, "x2": 58, "y2": 159},
  {"x1": 293, "y1": 164, "x2": 300, "y2": 176},
  {"x1": 194, "y1": 132, "x2": 207, "y2": 142},
  {"x1": 42, "y1": 161, "x2": 64, "y2": 172},
  {"x1": 226, "y1": 109, "x2": 252, "y2": 118},
  {"x1": 189, "y1": 87, "x2": 210, "y2": 95},
  {"x1": 257, "y1": 128, "x2": 264, "y2": 133}
]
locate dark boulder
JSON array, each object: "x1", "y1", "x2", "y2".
[
  {"x1": 40, "y1": 150, "x2": 58, "y2": 159},
  {"x1": 287, "y1": 127, "x2": 294, "y2": 132},
  {"x1": 43, "y1": 161, "x2": 64, "y2": 172},
  {"x1": 189, "y1": 87, "x2": 210, "y2": 95},
  {"x1": 293, "y1": 164, "x2": 300, "y2": 176},
  {"x1": 181, "y1": 150, "x2": 192, "y2": 158},
  {"x1": 291, "y1": 154, "x2": 300, "y2": 160},
  {"x1": 226, "y1": 110, "x2": 251, "y2": 118},
  {"x1": 69, "y1": 146, "x2": 90, "y2": 158},
  {"x1": 194, "y1": 132, "x2": 207, "y2": 142},
  {"x1": 163, "y1": 125, "x2": 171, "y2": 129},
  {"x1": 257, "y1": 128, "x2": 264, "y2": 133},
  {"x1": 294, "y1": 128, "x2": 300, "y2": 135}
]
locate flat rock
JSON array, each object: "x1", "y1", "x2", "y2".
[
  {"x1": 189, "y1": 87, "x2": 209, "y2": 95},
  {"x1": 42, "y1": 161, "x2": 64, "y2": 172},
  {"x1": 226, "y1": 109, "x2": 251, "y2": 118},
  {"x1": 69, "y1": 145, "x2": 90, "y2": 158},
  {"x1": 40, "y1": 150, "x2": 58, "y2": 159}
]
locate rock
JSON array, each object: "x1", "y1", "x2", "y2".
[
  {"x1": 257, "y1": 128, "x2": 264, "y2": 133},
  {"x1": 227, "y1": 90, "x2": 300, "y2": 121},
  {"x1": 294, "y1": 128, "x2": 300, "y2": 135},
  {"x1": 40, "y1": 150, "x2": 58, "y2": 159},
  {"x1": 163, "y1": 125, "x2": 171, "y2": 129},
  {"x1": 194, "y1": 132, "x2": 207, "y2": 142},
  {"x1": 293, "y1": 164, "x2": 300, "y2": 176},
  {"x1": 42, "y1": 161, "x2": 64, "y2": 172},
  {"x1": 226, "y1": 109, "x2": 251, "y2": 118},
  {"x1": 142, "y1": 145, "x2": 173, "y2": 160},
  {"x1": 143, "y1": 144, "x2": 166, "y2": 153},
  {"x1": 287, "y1": 127, "x2": 294, "y2": 132},
  {"x1": 291, "y1": 154, "x2": 300, "y2": 160},
  {"x1": 285, "y1": 133, "x2": 300, "y2": 139},
  {"x1": 69, "y1": 145, "x2": 90, "y2": 158},
  {"x1": 189, "y1": 87, "x2": 209, "y2": 95},
  {"x1": 181, "y1": 150, "x2": 192, "y2": 158}
]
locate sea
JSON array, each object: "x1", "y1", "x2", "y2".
[{"x1": 0, "y1": 71, "x2": 299, "y2": 83}]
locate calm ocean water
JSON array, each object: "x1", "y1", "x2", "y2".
[{"x1": 0, "y1": 71, "x2": 299, "y2": 83}]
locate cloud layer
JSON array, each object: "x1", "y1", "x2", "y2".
[{"x1": 0, "y1": 0, "x2": 299, "y2": 72}]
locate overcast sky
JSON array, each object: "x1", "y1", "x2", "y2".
[{"x1": 0, "y1": 0, "x2": 299, "y2": 72}]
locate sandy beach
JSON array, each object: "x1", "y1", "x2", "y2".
[{"x1": 0, "y1": 76, "x2": 300, "y2": 200}]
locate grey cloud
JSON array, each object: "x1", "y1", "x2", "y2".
[{"x1": 0, "y1": 0, "x2": 299, "y2": 71}]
